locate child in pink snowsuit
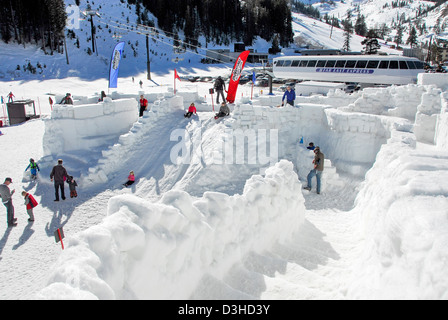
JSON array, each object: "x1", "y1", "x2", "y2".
[{"x1": 123, "y1": 171, "x2": 135, "y2": 187}]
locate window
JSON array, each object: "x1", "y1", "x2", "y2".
[
  {"x1": 291, "y1": 60, "x2": 300, "y2": 67},
  {"x1": 407, "y1": 61, "x2": 417, "y2": 69},
  {"x1": 276, "y1": 60, "x2": 284, "y2": 67},
  {"x1": 345, "y1": 60, "x2": 356, "y2": 68},
  {"x1": 299, "y1": 60, "x2": 309, "y2": 67},
  {"x1": 355, "y1": 60, "x2": 368, "y2": 68},
  {"x1": 399, "y1": 61, "x2": 408, "y2": 69},
  {"x1": 335, "y1": 60, "x2": 346, "y2": 68},
  {"x1": 325, "y1": 60, "x2": 336, "y2": 68},
  {"x1": 389, "y1": 61, "x2": 399, "y2": 69},
  {"x1": 414, "y1": 61, "x2": 424, "y2": 69},
  {"x1": 307, "y1": 60, "x2": 317, "y2": 67},
  {"x1": 367, "y1": 61, "x2": 379, "y2": 69},
  {"x1": 283, "y1": 60, "x2": 292, "y2": 67},
  {"x1": 316, "y1": 60, "x2": 326, "y2": 67},
  {"x1": 379, "y1": 60, "x2": 389, "y2": 69}
]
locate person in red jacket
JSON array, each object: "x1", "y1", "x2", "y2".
[
  {"x1": 123, "y1": 171, "x2": 135, "y2": 187},
  {"x1": 139, "y1": 95, "x2": 148, "y2": 117},
  {"x1": 7, "y1": 92, "x2": 15, "y2": 103},
  {"x1": 184, "y1": 103, "x2": 197, "y2": 118},
  {"x1": 22, "y1": 191, "x2": 38, "y2": 222}
]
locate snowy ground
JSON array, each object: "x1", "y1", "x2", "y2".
[{"x1": 1, "y1": 70, "x2": 448, "y2": 300}]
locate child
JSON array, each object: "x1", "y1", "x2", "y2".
[
  {"x1": 22, "y1": 191, "x2": 38, "y2": 222},
  {"x1": 25, "y1": 158, "x2": 40, "y2": 180},
  {"x1": 66, "y1": 176, "x2": 78, "y2": 198},
  {"x1": 184, "y1": 103, "x2": 197, "y2": 118},
  {"x1": 123, "y1": 171, "x2": 135, "y2": 187}
]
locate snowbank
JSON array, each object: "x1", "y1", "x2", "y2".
[
  {"x1": 436, "y1": 92, "x2": 448, "y2": 149},
  {"x1": 347, "y1": 130, "x2": 448, "y2": 299},
  {"x1": 36, "y1": 160, "x2": 306, "y2": 300},
  {"x1": 42, "y1": 98, "x2": 138, "y2": 155}
]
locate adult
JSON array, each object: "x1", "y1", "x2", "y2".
[
  {"x1": 60, "y1": 93, "x2": 74, "y2": 105},
  {"x1": 7, "y1": 92, "x2": 14, "y2": 103},
  {"x1": 304, "y1": 146, "x2": 325, "y2": 195},
  {"x1": 50, "y1": 159, "x2": 70, "y2": 202},
  {"x1": 0, "y1": 178, "x2": 17, "y2": 227},
  {"x1": 139, "y1": 95, "x2": 148, "y2": 117},
  {"x1": 214, "y1": 102, "x2": 230, "y2": 119},
  {"x1": 214, "y1": 76, "x2": 226, "y2": 104},
  {"x1": 98, "y1": 91, "x2": 107, "y2": 102},
  {"x1": 282, "y1": 86, "x2": 296, "y2": 107},
  {"x1": 184, "y1": 103, "x2": 197, "y2": 119}
]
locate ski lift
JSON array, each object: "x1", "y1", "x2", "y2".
[
  {"x1": 172, "y1": 57, "x2": 185, "y2": 64},
  {"x1": 173, "y1": 46, "x2": 186, "y2": 55}
]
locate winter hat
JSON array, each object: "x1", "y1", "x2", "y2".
[{"x1": 5, "y1": 177, "x2": 12, "y2": 183}]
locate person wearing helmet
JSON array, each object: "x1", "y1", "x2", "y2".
[{"x1": 25, "y1": 158, "x2": 40, "y2": 181}]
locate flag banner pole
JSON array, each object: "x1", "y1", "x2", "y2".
[
  {"x1": 109, "y1": 42, "x2": 126, "y2": 89},
  {"x1": 226, "y1": 50, "x2": 250, "y2": 104}
]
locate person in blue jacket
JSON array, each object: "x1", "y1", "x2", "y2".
[
  {"x1": 25, "y1": 158, "x2": 40, "y2": 181},
  {"x1": 282, "y1": 86, "x2": 296, "y2": 107}
]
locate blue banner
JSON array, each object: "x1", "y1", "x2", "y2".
[{"x1": 109, "y1": 42, "x2": 125, "y2": 88}]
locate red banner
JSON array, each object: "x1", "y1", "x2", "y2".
[{"x1": 226, "y1": 50, "x2": 250, "y2": 104}]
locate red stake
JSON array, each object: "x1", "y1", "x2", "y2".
[{"x1": 57, "y1": 228, "x2": 65, "y2": 250}]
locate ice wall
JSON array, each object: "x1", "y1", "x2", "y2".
[
  {"x1": 36, "y1": 160, "x2": 306, "y2": 300},
  {"x1": 43, "y1": 98, "x2": 138, "y2": 155}
]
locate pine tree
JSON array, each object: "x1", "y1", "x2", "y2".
[
  {"x1": 342, "y1": 11, "x2": 353, "y2": 52},
  {"x1": 407, "y1": 25, "x2": 418, "y2": 48}
]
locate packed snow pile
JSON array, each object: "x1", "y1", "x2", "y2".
[
  {"x1": 347, "y1": 130, "x2": 448, "y2": 299},
  {"x1": 36, "y1": 160, "x2": 305, "y2": 300}
]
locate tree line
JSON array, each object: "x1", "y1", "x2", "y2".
[
  {"x1": 130, "y1": 0, "x2": 294, "y2": 48},
  {"x1": 0, "y1": 0, "x2": 67, "y2": 54}
]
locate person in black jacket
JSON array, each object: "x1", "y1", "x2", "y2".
[
  {"x1": 60, "y1": 93, "x2": 74, "y2": 105},
  {"x1": 50, "y1": 159, "x2": 70, "y2": 202},
  {"x1": 214, "y1": 76, "x2": 226, "y2": 104}
]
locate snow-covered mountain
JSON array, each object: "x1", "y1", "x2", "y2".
[{"x1": 3, "y1": 0, "x2": 447, "y2": 84}]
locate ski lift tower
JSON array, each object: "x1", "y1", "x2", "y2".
[{"x1": 83, "y1": 10, "x2": 101, "y2": 54}]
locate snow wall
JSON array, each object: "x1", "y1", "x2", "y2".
[
  {"x1": 43, "y1": 98, "x2": 139, "y2": 155},
  {"x1": 36, "y1": 160, "x2": 305, "y2": 300},
  {"x1": 347, "y1": 130, "x2": 448, "y2": 299}
]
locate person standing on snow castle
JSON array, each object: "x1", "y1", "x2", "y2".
[
  {"x1": 304, "y1": 146, "x2": 325, "y2": 195},
  {"x1": 50, "y1": 159, "x2": 70, "y2": 202},
  {"x1": 214, "y1": 76, "x2": 226, "y2": 104},
  {"x1": 281, "y1": 86, "x2": 296, "y2": 107},
  {"x1": 139, "y1": 95, "x2": 148, "y2": 117}
]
